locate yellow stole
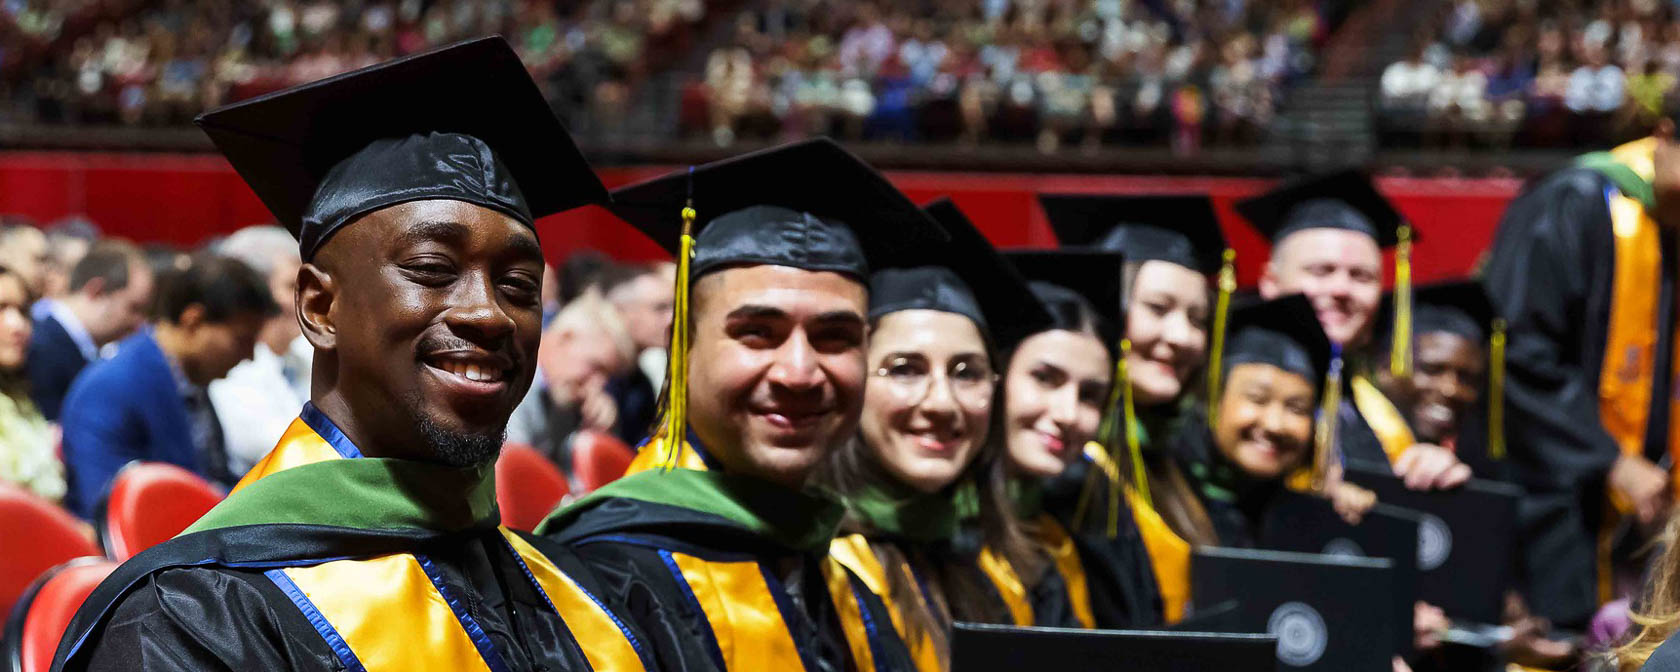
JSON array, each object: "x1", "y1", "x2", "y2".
[
  {"x1": 1082, "y1": 443, "x2": 1190, "y2": 624},
  {"x1": 1592, "y1": 137, "x2": 1680, "y2": 604},
  {"x1": 830, "y1": 534, "x2": 944, "y2": 672},
  {"x1": 1350, "y1": 374, "x2": 1417, "y2": 465},
  {"x1": 248, "y1": 418, "x2": 647, "y2": 672},
  {"x1": 623, "y1": 434, "x2": 709, "y2": 475}
]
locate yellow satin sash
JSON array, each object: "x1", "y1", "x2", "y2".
[
  {"x1": 665, "y1": 551, "x2": 807, "y2": 671},
  {"x1": 1351, "y1": 374, "x2": 1417, "y2": 465},
  {"x1": 624, "y1": 435, "x2": 709, "y2": 475},
  {"x1": 821, "y1": 556, "x2": 880, "y2": 672},
  {"x1": 1031, "y1": 516, "x2": 1095, "y2": 629},
  {"x1": 975, "y1": 546, "x2": 1033, "y2": 626},
  {"x1": 830, "y1": 534, "x2": 943, "y2": 672},
  {"x1": 248, "y1": 415, "x2": 648, "y2": 672},
  {"x1": 1082, "y1": 443, "x2": 1190, "y2": 624}
]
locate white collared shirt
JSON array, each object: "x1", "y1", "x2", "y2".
[{"x1": 209, "y1": 343, "x2": 306, "y2": 475}]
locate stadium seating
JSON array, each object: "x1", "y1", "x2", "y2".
[
  {"x1": 1, "y1": 558, "x2": 117, "y2": 672},
  {"x1": 571, "y1": 430, "x2": 637, "y2": 494},
  {"x1": 495, "y1": 444, "x2": 571, "y2": 532},
  {"x1": 96, "y1": 462, "x2": 223, "y2": 562},
  {"x1": 0, "y1": 484, "x2": 98, "y2": 622}
]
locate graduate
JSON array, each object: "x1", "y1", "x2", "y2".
[
  {"x1": 53, "y1": 38, "x2": 653, "y2": 672},
  {"x1": 1478, "y1": 115, "x2": 1680, "y2": 631},
  {"x1": 985, "y1": 249, "x2": 1162, "y2": 630},
  {"x1": 1239, "y1": 171, "x2": 1470, "y2": 490},
  {"x1": 816, "y1": 198, "x2": 1051, "y2": 672},
  {"x1": 535, "y1": 138, "x2": 943, "y2": 672},
  {"x1": 1036, "y1": 193, "x2": 1233, "y2": 623}
]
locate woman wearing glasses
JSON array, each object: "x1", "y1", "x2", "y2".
[{"x1": 816, "y1": 200, "x2": 1060, "y2": 672}]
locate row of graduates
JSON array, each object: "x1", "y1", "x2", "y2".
[{"x1": 49, "y1": 36, "x2": 1513, "y2": 672}]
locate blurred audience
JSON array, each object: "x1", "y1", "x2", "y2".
[
  {"x1": 26, "y1": 239, "x2": 152, "y2": 421},
  {"x1": 40, "y1": 216, "x2": 101, "y2": 304},
  {"x1": 600, "y1": 261, "x2": 673, "y2": 445},
  {"x1": 60, "y1": 253, "x2": 276, "y2": 518},
  {"x1": 507, "y1": 290, "x2": 635, "y2": 472},
  {"x1": 0, "y1": 264, "x2": 62, "y2": 502},
  {"x1": 208, "y1": 225, "x2": 310, "y2": 476},
  {"x1": 0, "y1": 224, "x2": 50, "y2": 299}
]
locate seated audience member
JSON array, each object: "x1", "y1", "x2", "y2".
[
  {"x1": 507, "y1": 291, "x2": 635, "y2": 469},
  {"x1": 39, "y1": 216, "x2": 99, "y2": 305},
  {"x1": 600, "y1": 261, "x2": 674, "y2": 444},
  {"x1": 0, "y1": 223, "x2": 50, "y2": 297},
  {"x1": 0, "y1": 264, "x2": 62, "y2": 501},
  {"x1": 208, "y1": 225, "x2": 310, "y2": 476},
  {"x1": 60, "y1": 253, "x2": 276, "y2": 517},
  {"x1": 27, "y1": 240, "x2": 154, "y2": 421}
]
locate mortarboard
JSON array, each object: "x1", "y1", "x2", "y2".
[
  {"x1": 1192, "y1": 547, "x2": 1399, "y2": 672},
  {"x1": 1237, "y1": 170, "x2": 1421, "y2": 379},
  {"x1": 1039, "y1": 194, "x2": 1229, "y2": 275},
  {"x1": 950, "y1": 623, "x2": 1277, "y2": 672},
  {"x1": 606, "y1": 137, "x2": 948, "y2": 470},
  {"x1": 868, "y1": 199, "x2": 1050, "y2": 349},
  {"x1": 1222, "y1": 294, "x2": 1340, "y2": 490},
  {"x1": 1378, "y1": 279, "x2": 1508, "y2": 460},
  {"x1": 196, "y1": 36, "x2": 607, "y2": 261}
]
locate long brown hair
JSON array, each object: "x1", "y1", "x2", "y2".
[{"x1": 1617, "y1": 515, "x2": 1680, "y2": 670}]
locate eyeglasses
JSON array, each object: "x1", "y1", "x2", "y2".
[{"x1": 873, "y1": 355, "x2": 997, "y2": 406}]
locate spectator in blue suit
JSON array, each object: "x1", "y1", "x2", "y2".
[
  {"x1": 60, "y1": 253, "x2": 276, "y2": 518},
  {"x1": 26, "y1": 240, "x2": 154, "y2": 420}
]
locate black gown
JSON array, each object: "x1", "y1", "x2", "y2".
[
  {"x1": 1169, "y1": 411, "x2": 1283, "y2": 549},
  {"x1": 1040, "y1": 454, "x2": 1166, "y2": 628},
  {"x1": 1473, "y1": 165, "x2": 1679, "y2": 628}
]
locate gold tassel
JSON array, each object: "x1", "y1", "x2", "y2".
[
  {"x1": 658, "y1": 189, "x2": 698, "y2": 471},
  {"x1": 1488, "y1": 318, "x2": 1507, "y2": 460},
  {"x1": 1119, "y1": 339, "x2": 1149, "y2": 521},
  {"x1": 1312, "y1": 353, "x2": 1344, "y2": 493},
  {"x1": 1206, "y1": 248, "x2": 1237, "y2": 428},
  {"x1": 1390, "y1": 224, "x2": 1414, "y2": 378}
]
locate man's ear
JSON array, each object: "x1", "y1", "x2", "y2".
[
  {"x1": 298, "y1": 262, "x2": 338, "y2": 351},
  {"x1": 1657, "y1": 117, "x2": 1676, "y2": 142},
  {"x1": 80, "y1": 276, "x2": 106, "y2": 300},
  {"x1": 1257, "y1": 265, "x2": 1280, "y2": 300},
  {"x1": 176, "y1": 303, "x2": 207, "y2": 332}
]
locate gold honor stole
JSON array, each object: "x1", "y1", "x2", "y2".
[
  {"x1": 1593, "y1": 137, "x2": 1680, "y2": 604},
  {"x1": 830, "y1": 534, "x2": 944, "y2": 672},
  {"x1": 654, "y1": 546, "x2": 887, "y2": 672},
  {"x1": 1350, "y1": 374, "x2": 1418, "y2": 465},
  {"x1": 1083, "y1": 443, "x2": 1190, "y2": 624},
  {"x1": 972, "y1": 518, "x2": 1096, "y2": 630},
  {"x1": 241, "y1": 415, "x2": 648, "y2": 672}
]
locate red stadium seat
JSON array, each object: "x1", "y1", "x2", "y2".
[
  {"x1": 0, "y1": 484, "x2": 98, "y2": 621},
  {"x1": 2, "y1": 558, "x2": 117, "y2": 672},
  {"x1": 97, "y1": 462, "x2": 224, "y2": 561},
  {"x1": 495, "y1": 444, "x2": 570, "y2": 532},
  {"x1": 571, "y1": 430, "x2": 636, "y2": 494}
]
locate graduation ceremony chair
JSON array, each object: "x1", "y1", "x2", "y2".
[
  {"x1": 2, "y1": 557, "x2": 117, "y2": 672},
  {"x1": 96, "y1": 462, "x2": 224, "y2": 562},
  {"x1": 0, "y1": 484, "x2": 97, "y2": 623},
  {"x1": 495, "y1": 444, "x2": 570, "y2": 532},
  {"x1": 570, "y1": 430, "x2": 635, "y2": 494}
]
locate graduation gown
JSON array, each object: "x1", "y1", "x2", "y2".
[
  {"x1": 537, "y1": 465, "x2": 917, "y2": 672},
  {"x1": 55, "y1": 403, "x2": 650, "y2": 672},
  {"x1": 1476, "y1": 141, "x2": 1680, "y2": 628},
  {"x1": 1035, "y1": 459, "x2": 1165, "y2": 630},
  {"x1": 1170, "y1": 412, "x2": 1284, "y2": 549}
]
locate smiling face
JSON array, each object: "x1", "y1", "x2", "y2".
[
  {"x1": 1126, "y1": 260, "x2": 1210, "y2": 406},
  {"x1": 687, "y1": 264, "x2": 869, "y2": 488},
  {"x1": 1212, "y1": 362, "x2": 1316, "y2": 480},
  {"x1": 861, "y1": 309, "x2": 995, "y2": 493},
  {"x1": 1260, "y1": 228, "x2": 1383, "y2": 348},
  {"x1": 1376, "y1": 330, "x2": 1484, "y2": 444},
  {"x1": 302, "y1": 199, "x2": 545, "y2": 466},
  {"x1": 1003, "y1": 329, "x2": 1112, "y2": 479}
]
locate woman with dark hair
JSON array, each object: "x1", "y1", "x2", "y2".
[
  {"x1": 817, "y1": 200, "x2": 1057, "y2": 671},
  {"x1": 0, "y1": 264, "x2": 62, "y2": 501}
]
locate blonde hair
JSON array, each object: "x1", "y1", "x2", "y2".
[
  {"x1": 1617, "y1": 515, "x2": 1680, "y2": 670},
  {"x1": 547, "y1": 289, "x2": 636, "y2": 364}
]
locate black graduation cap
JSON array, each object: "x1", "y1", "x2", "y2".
[
  {"x1": 1343, "y1": 460, "x2": 1523, "y2": 624},
  {"x1": 1405, "y1": 279, "x2": 1498, "y2": 344},
  {"x1": 1038, "y1": 194, "x2": 1229, "y2": 276},
  {"x1": 608, "y1": 137, "x2": 948, "y2": 280},
  {"x1": 1000, "y1": 250, "x2": 1125, "y2": 348},
  {"x1": 195, "y1": 36, "x2": 607, "y2": 261},
  {"x1": 950, "y1": 623, "x2": 1277, "y2": 672},
  {"x1": 1235, "y1": 170, "x2": 1404, "y2": 247},
  {"x1": 869, "y1": 199, "x2": 1051, "y2": 348},
  {"x1": 1221, "y1": 294, "x2": 1333, "y2": 390},
  {"x1": 1192, "y1": 547, "x2": 1399, "y2": 671}
]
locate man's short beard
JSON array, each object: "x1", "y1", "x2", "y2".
[{"x1": 402, "y1": 392, "x2": 506, "y2": 468}]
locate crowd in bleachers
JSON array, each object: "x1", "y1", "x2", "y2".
[
  {"x1": 8, "y1": 0, "x2": 705, "y2": 128},
  {"x1": 690, "y1": 0, "x2": 1334, "y2": 152},
  {"x1": 1380, "y1": 0, "x2": 1680, "y2": 149}
]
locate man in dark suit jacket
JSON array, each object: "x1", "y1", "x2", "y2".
[
  {"x1": 60, "y1": 254, "x2": 274, "y2": 517},
  {"x1": 600, "y1": 262, "x2": 673, "y2": 444},
  {"x1": 27, "y1": 240, "x2": 154, "y2": 420}
]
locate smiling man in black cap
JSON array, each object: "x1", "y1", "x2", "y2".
[
  {"x1": 535, "y1": 138, "x2": 944, "y2": 672},
  {"x1": 53, "y1": 38, "x2": 652, "y2": 672}
]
